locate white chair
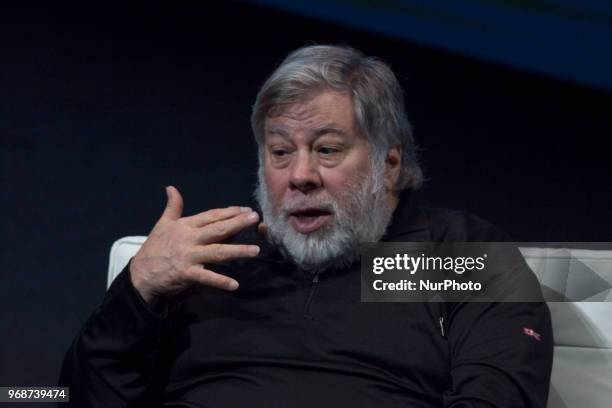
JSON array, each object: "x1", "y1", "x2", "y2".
[
  {"x1": 107, "y1": 236, "x2": 147, "y2": 289},
  {"x1": 520, "y1": 247, "x2": 612, "y2": 408},
  {"x1": 108, "y1": 238, "x2": 612, "y2": 407}
]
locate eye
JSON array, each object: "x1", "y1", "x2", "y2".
[
  {"x1": 317, "y1": 146, "x2": 340, "y2": 155},
  {"x1": 272, "y1": 149, "x2": 288, "y2": 157}
]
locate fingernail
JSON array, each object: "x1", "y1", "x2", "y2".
[
  {"x1": 228, "y1": 280, "x2": 239, "y2": 291},
  {"x1": 240, "y1": 207, "x2": 252, "y2": 213},
  {"x1": 249, "y1": 246, "x2": 260, "y2": 256},
  {"x1": 247, "y1": 212, "x2": 259, "y2": 220}
]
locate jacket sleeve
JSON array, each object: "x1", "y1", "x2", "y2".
[
  {"x1": 432, "y1": 210, "x2": 554, "y2": 406},
  {"x1": 442, "y1": 301, "x2": 554, "y2": 408},
  {"x1": 58, "y1": 261, "x2": 169, "y2": 407}
]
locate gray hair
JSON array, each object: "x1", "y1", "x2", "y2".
[{"x1": 251, "y1": 44, "x2": 423, "y2": 191}]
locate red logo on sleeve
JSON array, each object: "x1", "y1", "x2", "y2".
[{"x1": 522, "y1": 327, "x2": 542, "y2": 341}]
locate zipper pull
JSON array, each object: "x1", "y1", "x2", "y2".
[
  {"x1": 439, "y1": 316, "x2": 445, "y2": 338},
  {"x1": 302, "y1": 273, "x2": 320, "y2": 319}
]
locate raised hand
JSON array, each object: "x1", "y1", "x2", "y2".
[{"x1": 129, "y1": 186, "x2": 260, "y2": 304}]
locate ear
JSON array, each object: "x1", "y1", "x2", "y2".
[{"x1": 384, "y1": 145, "x2": 401, "y2": 192}]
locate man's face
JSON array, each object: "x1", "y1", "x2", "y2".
[
  {"x1": 262, "y1": 90, "x2": 372, "y2": 233},
  {"x1": 255, "y1": 89, "x2": 395, "y2": 272}
]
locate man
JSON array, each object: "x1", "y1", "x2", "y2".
[{"x1": 60, "y1": 45, "x2": 553, "y2": 407}]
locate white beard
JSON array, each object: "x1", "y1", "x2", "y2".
[{"x1": 254, "y1": 161, "x2": 394, "y2": 273}]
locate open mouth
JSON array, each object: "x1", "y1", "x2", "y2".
[{"x1": 288, "y1": 208, "x2": 333, "y2": 234}]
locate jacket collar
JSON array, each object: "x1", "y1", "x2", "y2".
[{"x1": 382, "y1": 189, "x2": 431, "y2": 241}]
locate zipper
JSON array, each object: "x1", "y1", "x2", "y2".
[
  {"x1": 439, "y1": 316, "x2": 445, "y2": 338},
  {"x1": 302, "y1": 273, "x2": 320, "y2": 319}
]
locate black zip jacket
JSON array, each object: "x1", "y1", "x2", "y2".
[{"x1": 59, "y1": 192, "x2": 553, "y2": 407}]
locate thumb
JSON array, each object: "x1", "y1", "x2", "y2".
[
  {"x1": 162, "y1": 185, "x2": 184, "y2": 220},
  {"x1": 257, "y1": 222, "x2": 268, "y2": 236}
]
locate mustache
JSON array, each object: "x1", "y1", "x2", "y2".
[{"x1": 280, "y1": 196, "x2": 337, "y2": 215}]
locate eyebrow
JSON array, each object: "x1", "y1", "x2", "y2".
[
  {"x1": 313, "y1": 125, "x2": 346, "y2": 137},
  {"x1": 266, "y1": 127, "x2": 289, "y2": 137},
  {"x1": 265, "y1": 124, "x2": 347, "y2": 141}
]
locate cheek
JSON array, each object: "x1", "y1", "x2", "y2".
[
  {"x1": 320, "y1": 167, "x2": 367, "y2": 197},
  {"x1": 322, "y1": 143, "x2": 372, "y2": 195},
  {"x1": 263, "y1": 166, "x2": 288, "y2": 207}
]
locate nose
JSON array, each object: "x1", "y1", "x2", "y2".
[{"x1": 289, "y1": 150, "x2": 321, "y2": 194}]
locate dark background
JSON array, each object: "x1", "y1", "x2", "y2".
[{"x1": 1, "y1": 2, "x2": 610, "y2": 389}]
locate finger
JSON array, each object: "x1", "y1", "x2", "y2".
[
  {"x1": 185, "y1": 265, "x2": 239, "y2": 291},
  {"x1": 162, "y1": 186, "x2": 184, "y2": 221},
  {"x1": 184, "y1": 206, "x2": 251, "y2": 227},
  {"x1": 198, "y1": 211, "x2": 260, "y2": 243},
  {"x1": 191, "y1": 243, "x2": 260, "y2": 264},
  {"x1": 257, "y1": 222, "x2": 268, "y2": 236}
]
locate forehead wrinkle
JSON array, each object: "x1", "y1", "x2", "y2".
[
  {"x1": 274, "y1": 102, "x2": 315, "y2": 122},
  {"x1": 273, "y1": 92, "x2": 343, "y2": 123},
  {"x1": 264, "y1": 90, "x2": 358, "y2": 144},
  {"x1": 267, "y1": 126, "x2": 289, "y2": 137}
]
